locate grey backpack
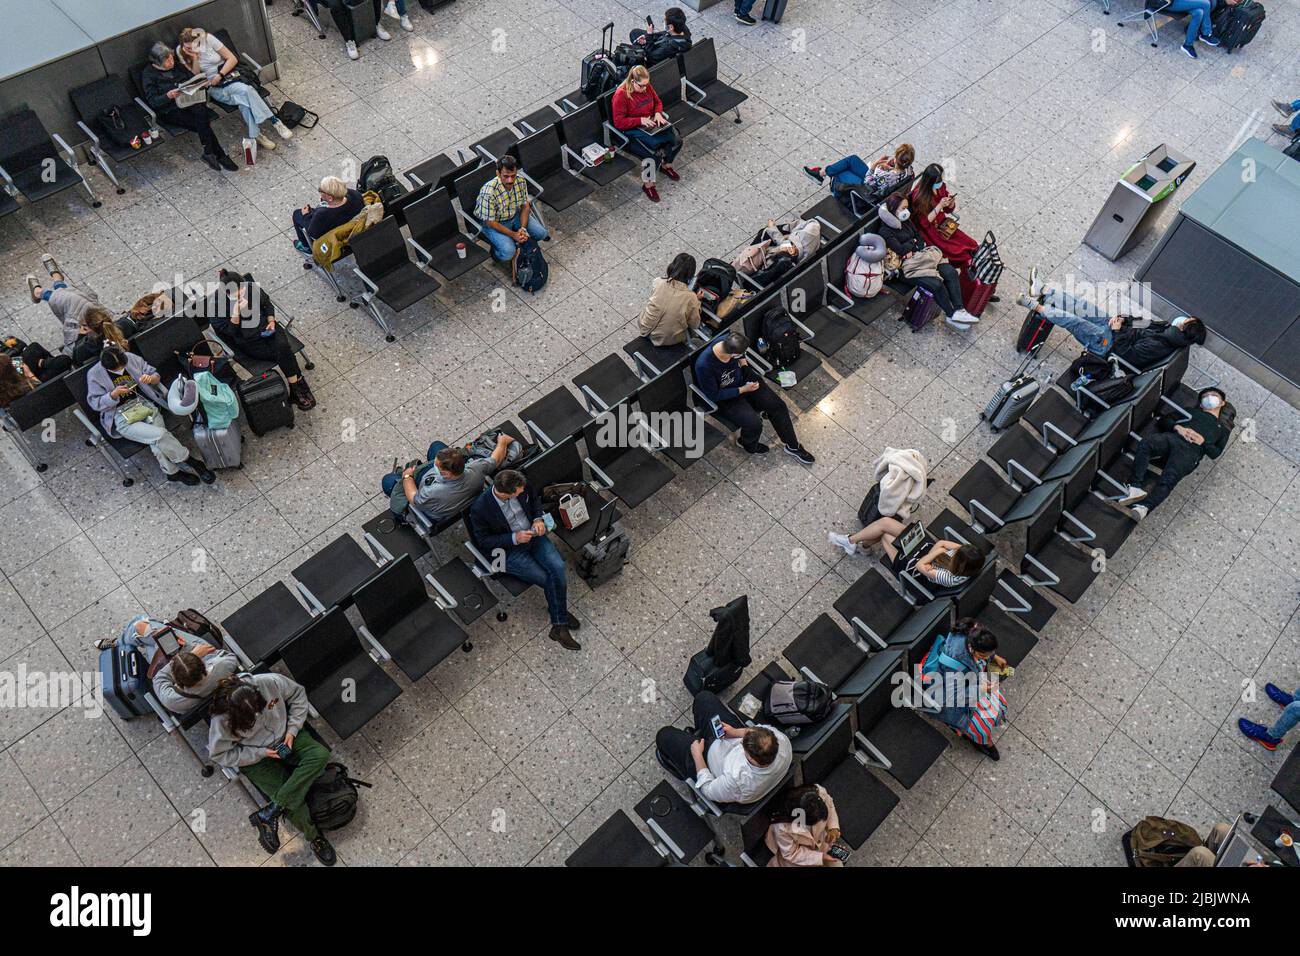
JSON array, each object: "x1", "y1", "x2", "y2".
[{"x1": 764, "y1": 679, "x2": 833, "y2": 729}]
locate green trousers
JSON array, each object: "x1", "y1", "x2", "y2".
[{"x1": 243, "y1": 732, "x2": 331, "y2": 842}]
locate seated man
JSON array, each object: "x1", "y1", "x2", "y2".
[
  {"x1": 140, "y1": 41, "x2": 237, "y2": 171},
  {"x1": 467, "y1": 469, "x2": 581, "y2": 650},
  {"x1": 1272, "y1": 96, "x2": 1300, "y2": 138},
  {"x1": 1239, "y1": 680, "x2": 1300, "y2": 751},
  {"x1": 208, "y1": 673, "x2": 336, "y2": 866},
  {"x1": 1118, "y1": 387, "x2": 1230, "y2": 519},
  {"x1": 693, "y1": 331, "x2": 815, "y2": 464},
  {"x1": 473, "y1": 155, "x2": 548, "y2": 264},
  {"x1": 1018, "y1": 272, "x2": 1206, "y2": 373},
  {"x1": 629, "y1": 7, "x2": 693, "y2": 66},
  {"x1": 655, "y1": 690, "x2": 792, "y2": 806},
  {"x1": 384, "y1": 435, "x2": 514, "y2": 525}
]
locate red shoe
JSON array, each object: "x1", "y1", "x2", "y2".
[
  {"x1": 660, "y1": 164, "x2": 680, "y2": 181},
  {"x1": 642, "y1": 182, "x2": 660, "y2": 203}
]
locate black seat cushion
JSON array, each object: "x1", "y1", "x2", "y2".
[
  {"x1": 800, "y1": 306, "x2": 860, "y2": 356},
  {"x1": 307, "y1": 660, "x2": 401, "y2": 739},
  {"x1": 377, "y1": 261, "x2": 440, "y2": 312},
  {"x1": 783, "y1": 613, "x2": 864, "y2": 690},
  {"x1": 430, "y1": 557, "x2": 500, "y2": 625},
  {"x1": 666, "y1": 101, "x2": 711, "y2": 136},
  {"x1": 380, "y1": 601, "x2": 467, "y2": 680},
  {"x1": 533, "y1": 170, "x2": 593, "y2": 211},
  {"x1": 693, "y1": 80, "x2": 747, "y2": 115},
  {"x1": 421, "y1": 235, "x2": 490, "y2": 280},
  {"x1": 567, "y1": 811, "x2": 665, "y2": 867},
  {"x1": 819, "y1": 761, "x2": 898, "y2": 849},
  {"x1": 865, "y1": 708, "x2": 948, "y2": 789},
  {"x1": 600, "y1": 448, "x2": 674, "y2": 508},
  {"x1": 12, "y1": 157, "x2": 81, "y2": 202}
]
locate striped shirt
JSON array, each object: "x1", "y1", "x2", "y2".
[{"x1": 474, "y1": 175, "x2": 529, "y2": 224}]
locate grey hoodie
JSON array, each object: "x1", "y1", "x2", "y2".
[
  {"x1": 152, "y1": 648, "x2": 239, "y2": 716},
  {"x1": 46, "y1": 287, "x2": 101, "y2": 355},
  {"x1": 207, "y1": 673, "x2": 309, "y2": 769}
]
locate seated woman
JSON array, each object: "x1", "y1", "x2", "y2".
[
  {"x1": 909, "y1": 163, "x2": 979, "y2": 272},
  {"x1": 93, "y1": 614, "x2": 239, "y2": 715},
  {"x1": 291, "y1": 175, "x2": 364, "y2": 256},
  {"x1": 638, "y1": 253, "x2": 703, "y2": 347},
  {"x1": 919, "y1": 618, "x2": 1009, "y2": 761},
  {"x1": 177, "y1": 27, "x2": 293, "y2": 161},
  {"x1": 829, "y1": 515, "x2": 982, "y2": 588},
  {"x1": 208, "y1": 674, "x2": 336, "y2": 865},
  {"x1": 86, "y1": 346, "x2": 215, "y2": 486},
  {"x1": 876, "y1": 192, "x2": 979, "y2": 329},
  {"x1": 0, "y1": 355, "x2": 38, "y2": 409},
  {"x1": 765, "y1": 784, "x2": 844, "y2": 867},
  {"x1": 804, "y1": 143, "x2": 915, "y2": 202},
  {"x1": 214, "y1": 269, "x2": 315, "y2": 409},
  {"x1": 1, "y1": 339, "x2": 71, "y2": 388},
  {"x1": 612, "y1": 65, "x2": 682, "y2": 203}
]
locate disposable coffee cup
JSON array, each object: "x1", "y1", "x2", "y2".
[
  {"x1": 1276, "y1": 831, "x2": 1293, "y2": 851},
  {"x1": 455, "y1": 242, "x2": 466, "y2": 259}
]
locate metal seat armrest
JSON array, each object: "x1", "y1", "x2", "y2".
[
  {"x1": 355, "y1": 624, "x2": 392, "y2": 661},
  {"x1": 405, "y1": 236, "x2": 433, "y2": 265},
  {"x1": 353, "y1": 267, "x2": 379, "y2": 293},
  {"x1": 52, "y1": 133, "x2": 78, "y2": 167},
  {"x1": 1059, "y1": 512, "x2": 1096, "y2": 544},
  {"x1": 463, "y1": 539, "x2": 495, "y2": 576},
  {"x1": 686, "y1": 382, "x2": 718, "y2": 413},
  {"x1": 1159, "y1": 394, "x2": 1192, "y2": 420},
  {"x1": 630, "y1": 350, "x2": 662, "y2": 380},
  {"x1": 1006, "y1": 458, "x2": 1042, "y2": 488},
  {"x1": 524, "y1": 419, "x2": 554, "y2": 448},
  {"x1": 826, "y1": 282, "x2": 855, "y2": 307},
  {"x1": 744, "y1": 348, "x2": 772, "y2": 373},
  {"x1": 993, "y1": 578, "x2": 1033, "y2": 615},
  {"x1": 561, "y1": 144, "x2": 591, "y2": 171},
  {"x1": 736, "y1": 271, "x2": 763, "y2": 292},
  {"x1": 849, "y1": 616, "x2": 887, "y2": 650},
  {"x1": 899, "y1": 568, "x2": 935, "y2": 603},
  {"x1": 578, "y1": 384, "x2": 610, "y2": 414},
  {"x1": 967, "y1": 498, "x2": 1004, "y2": 533},
  {"x1": 1042, "y1": 420, "x2": 1077, "y2": 450},
  {"x1": 1021, "y1": 552, "x2": 1061, "y2": 587},
  {"x1": 134, "y1": 97, "x2": 159, "y2": 123},
  {"x1": 812, "y1": 214, "x2": 840, "y2": 235},
  {"x1": 77, "y1": 120, "x2": 101, "y2": 147},
  {"x1": 425, "y1": 572, "x2": 459, "y2": 610},
  {"x1": 584, "y1": 457, "x2": 616, "y2": 489},
  {"x1": 687, "y1": 778, "x2": 723, "y2": 817},
  {"x1": 602, "y1": 121, "x2": 631, "y2": 148}
]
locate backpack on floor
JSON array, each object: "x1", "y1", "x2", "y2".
[
  {"x1": 513, "y1": 239, "x2": 549, "y2": 294},
  {"x1": 1211, "y1": 0, "x2": 1264, "y2": 51},
  {"x1": 763, "y1": 679, "x2": 834, "y2": 731},
  {"x1": 306, "y1": 762, "x2": 372, "y2": 831},
  {"x1": 358, "y1": 155, "x2": 404, "y2": 205},
  {"x1": 759, "y1": 305, "x2": 801, "y2": 369},
  {"x1": 1123, "y1": 816, "x2": 1204, "y2": 867}
]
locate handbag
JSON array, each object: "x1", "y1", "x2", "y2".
[
  {"x1": 557, "y1": 493, "x2": 590, "y2": 530},
  {"x1": 541, "y1": 481, "x2": 586, "y2": 506},
  {"x1": 936, "y1": 218, "x2": 958, "y2": 239},
  {"x1": 275, "y1": 101, "x2": 319, "y2": 129},
  {"x1": 900, "y1": 246, "x2": 944, "y2": 280}
]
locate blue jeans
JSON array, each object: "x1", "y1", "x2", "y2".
[
  {"x1": 1037, "y1": 288, "x2": 1114, "y2": 357},
  {"x1": 484, "y1": 213, "x2": 548, "y2": 262},
  {"x1": 40, "y1": 281, "x2": 68, "y2": 301},
  {"x1": 382, "y1": 440, "x2": 446, "y2": 495},
  {"x1": 208, "y1": 80, "x2": 275, "y2": 138},
  {"x1": 1289, "y1": 99, "x2": 1300, "y2": 133},
  {"x1": 119, "y1": 615, "x2": 166, "y2": 660},
  {"x1": 1269, "y1": 689, "x2": 1300, "y2": 739},
  {"x1": 735, "y1": 0, "x2": 758, "y2": 14},
  {"x1": 825, "y1": 154, "x2": 869, "y2": 188},
  {"x1": 1167, "y1": 0, "x2": 1216, "y2": 45},
  {"x1": 505, "y1": 536, "x2": 569, "y2": 625},
  {"x1": 624, "y1": 127, "x2": 681, "y2": 172}
]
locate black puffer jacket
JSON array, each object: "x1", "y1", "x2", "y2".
[
  {"x1": 876, "y1": 204, "x2": 926, "y2": 256},
  {"x1": 1112, "y1": 322, "x2": 1196, "y2": 370}
]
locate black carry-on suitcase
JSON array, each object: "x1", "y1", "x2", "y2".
[
  {"x1": 344, "y1": 0, "x2": 379, "y2": 41},
  {"x1": 237, "y1": 371, "x2": 294, "y2": 436},
  {"x1": 576, "y1": 521, "x2": 630, "y2": 585},
  {"x1": 581, "y1": 22, "x2": 616, "y2": 94},
  {"x1": 1212, "y1": 0, "x2": 1265, "y2": 52},
  {"x1": 1017, "y1": 308, "x2": 1052, "y2": 352},
  {"x1": 100, "y1": 644, "x2": 152, "y2": 719},
  {"x1": 762, "y1": 0, "x2": 789, "y2": 23},
  {"x1": 982, "y1": 343, "x2": 1044, "y2": 433}
]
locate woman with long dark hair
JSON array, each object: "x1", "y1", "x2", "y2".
[
  {"x1": 910, "y1": 162, "x2": 979, "y2": 271},
  {"x1": 764, "y1": 784, "x2": 843, "y2": 866},
  {"x1": 638, "y1": 253, "x2": 703, "y2": 347},
  {"x1": 920, "y1": 618, "x2": 1009, "y2": 761}
]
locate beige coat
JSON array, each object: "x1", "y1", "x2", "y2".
[
  {"x1": 638, "y1": 277, "x2": 701, "y2": 346},
  {"x1": 765, "y1": 785, "x2": 843, "y2": 867}
]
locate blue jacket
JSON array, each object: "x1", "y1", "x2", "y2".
[
  {"x1": 926, "y1": 632, "x2": 984, "y2": 730},
  {"x1": 467, "y1": 483, "x2": 544, "y2": 556},
  {"x1": 693, "y1": 335, "x2": 754, "y2": 404}
]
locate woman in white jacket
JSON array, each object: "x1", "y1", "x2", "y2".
[{"x1": 765, "y1": 784, "x2": 844, "y2": 867}]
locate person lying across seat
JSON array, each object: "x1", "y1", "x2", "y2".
[
  {"x1": 1116, "y1": 387, "x2": 1230, "y2": 520},
  {"x1": 25, "y1": 255, "x2": 115, "y2": 357},
  {"x1": 804, "y1": 143, "x2": 915, "y2": 203},
  {"x1": 828, "y1": 517, "x2": 982, "y2": 589}
]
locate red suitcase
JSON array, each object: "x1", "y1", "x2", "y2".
[{"x1": 959, "y1": 269, "x2": 997, "y2": 318}]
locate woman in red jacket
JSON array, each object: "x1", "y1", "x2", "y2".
[
  {"x1": 910, "y1": 162, "x2": 979, "y2": 271},
  {"x1": 612, "y1": 65, "x2": 682, "y2": 203}
]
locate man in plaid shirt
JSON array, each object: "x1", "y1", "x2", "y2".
[{"x1": 474, "y1": 155, "x2": 549, "y2": 262}]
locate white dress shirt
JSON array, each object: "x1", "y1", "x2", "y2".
[{"x1": 695, "y1": 725, "x2": 792, "y2": 804}]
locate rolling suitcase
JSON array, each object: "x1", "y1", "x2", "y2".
[
  {"x1": 960, "y1": 270, "x2": 997, "y2": 318},
  {"x1": 344, "y1": 0, "x2": 378, "y2": 41},
  {"x1": 237, "y1": 371, "x2": 294, "y2": 437},
  {"x1": 1017, "y1": 308, "x2": 1053, "y2": 352},
  {"x1": 100, "y1": 644, "x2": 152, "y2": 719},
  {"x1": 762, "y1": 0, "x2": 789, "y2": 23},
  {"x1": 193, "y1": 417, "x2": 243, "y2": 469},
  {"x1": 575, "y1": 523, "x2": 630, "y2": 584},
  {"x1": 900, "y1": 286, "x2": 938, "y2": 332},
  {"x1": 581, "y1": 22, "x2": 616, "y2": 96},
  {"x1": 982, "y1": 345, "x2": 1043, "y2": 433}
]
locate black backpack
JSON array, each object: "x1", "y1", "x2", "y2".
[
  {"x1": 1078, "y1": 373, "x2": 1135, "y2": 415},
  {"x1": 97, "y1": 103, "x2": 153, "y2": 150},
  {"x1": 358, "y1": 155, "x2": 404, "y2": 205},
  {"x1": 763, "y1": 680, "x2": 834, "y2": 731},
  {"x1": 760, "y1": 306, "x2": 801, "y2": 370},
  {"x1": 611, "y1": 42, "x2": 647, "y2": 70},
  {"x1": 581, "y1": 58, "x2": 623, "y2": 100},
  {"x1": 306, "y1": 762, "x2": 372, "y2": 831},
  {"x1": 695, "y1": 258, "x2": 736, "y2": 300},
  {"x1": 1211, "y1": 0, "x2": 1264, "y2": 51}
]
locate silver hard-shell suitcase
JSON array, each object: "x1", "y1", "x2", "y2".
[{"x1": 193, "y1": 418, "x2": 243, "y2": 469}]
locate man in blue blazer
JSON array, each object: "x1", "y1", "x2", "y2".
[{"x1": 467, "y1": 469, "x2": 580, "y2": 650}]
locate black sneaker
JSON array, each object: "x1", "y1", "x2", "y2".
[
  {"x1": 186, "y1": 457, "x2": 216, "y2": 484},
  {"x1": 735, "y1": 12, "x2": 756, "y2": 24},
  {"x1": 1180, "y1": 42, "x2": 1198, "y2": 58},
  {"x1": 802, "y1": 165, "x2": 825, "y2": 184},
  {"x1": 200, "y1": 152, "x2": 222, "y2": 171},
  {"x1": 310, "y1": 834, "x2": 337, "y2": 866},
  {"x1": 249, "y1": 807, "x2": 281, "y2": 854},
  {"x1": 217, "y1": 153, "x2": 238, "y2": 171},
  {"x1": 167, "y1": 470, "x2": 201, "y2": 486},
  {"x1": 741, "y1": 441, "x2": 770, "y2": 454},
  {"x1": 967, "y1": 738, "x2": 1000, "y2": 761},
  {"x1": 1197, "y1": 33, "x2": 1220, "y2": 46},
  {"x1": 784, "y1": 444, "x2": 816, "y2": 465}
]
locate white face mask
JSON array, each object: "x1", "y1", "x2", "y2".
[
  {"x1": 1172, "y1": 316, "x2": 1189, "y2": 329},
  {"x1": 897, "y1": 208, "x2": 910, "y2": 222},
  {"x1": 1200, "y1": 394, "x2": 1222, "y2": 410}
]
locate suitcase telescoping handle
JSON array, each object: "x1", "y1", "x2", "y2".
[{"x1": 602, "y1": 21, "x2": 615, "y2": 54}]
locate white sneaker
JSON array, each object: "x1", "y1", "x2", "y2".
[
  {"x1": 399, "y1": 14, "x2": 414, "y2": 30},
  {"x1": 271, "y1": 119, "x2": 294, "y2": 140},
  {"x1": 945, "y1": 315, "x2": 973, "y2": 331},
  {"x1": 1130, "y1": 504, "x2": 1148, "y2": 520},
  {"x1": 953, "y1": 308, "x2": 980, "y2": 325},
  {"x1": 1118, "y1": 485, "x2": 1147, "y2": 506},
  {"x1": 376, "y1": 23, "x2": 392, "y2": 40},
  {"x1": 828, "y1": 532, "x2": 858, "y2": 556},
  {"x1": 345, "y1": 40, "x2": 359, "y2": 60},
  {"x1": 384, "y1": 0, "x2": 399, "y2": 15},
  {"x1": 256, "y1": 132, "x2": 277, "y2": 150},
  {"x1": 1029, "y1": 264, "x2": 1042, "y2": 298}
]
